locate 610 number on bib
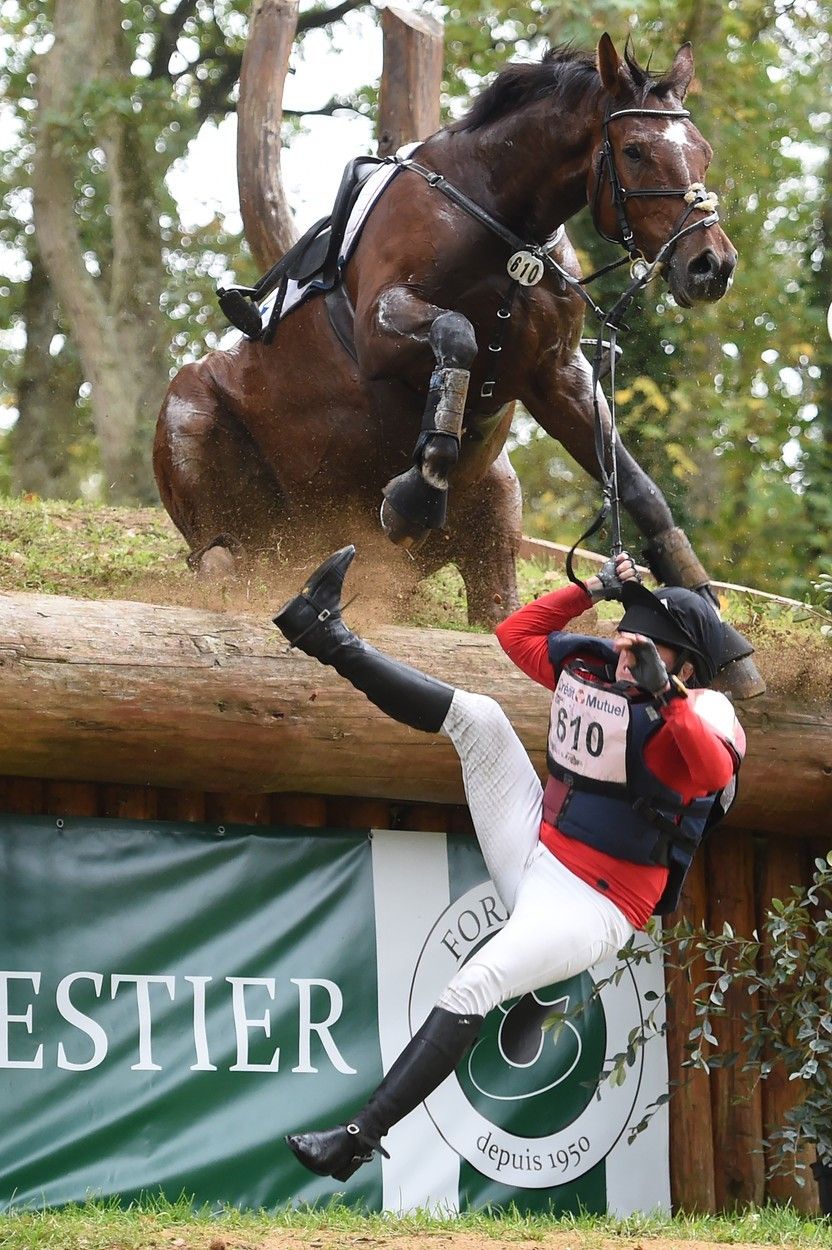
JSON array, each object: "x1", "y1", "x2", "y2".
[{"x1": 553, "y1": 707, "x2": 604, "y2": 757}]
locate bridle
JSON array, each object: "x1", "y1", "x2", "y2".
[
  {"x1": 590, "y1": 104, "x2": 721, "y2": 278},
  {"x1": 563, "y1": 104, "x2": 723, "y2": 582}
]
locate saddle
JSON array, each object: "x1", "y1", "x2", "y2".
[{"x1": 217, "y1": 155, "x2": 386, "y2": 343}]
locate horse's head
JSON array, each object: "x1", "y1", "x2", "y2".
[{"x1": 587, "y1": 34, "x2": 737, "y2": 307}]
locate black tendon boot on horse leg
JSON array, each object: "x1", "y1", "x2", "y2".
[
  {"x1": 286, "y1": 1008, "x2": 483, "y2": 1181},
  {"x1": 273, "y1": 545, "x2": 455, "y2": 732},
  {"x1": 380, "y1": 312, "x2": 478, "y2": 549}
]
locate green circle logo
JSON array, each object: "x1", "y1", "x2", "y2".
[
  {"x1": 408, "y1": 881, "x2": 649, "y2": 1188},
  {"x1": 457, "y1": 977, "x2": 606, "y2": 1136}
]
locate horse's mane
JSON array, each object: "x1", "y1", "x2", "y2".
[{"x1": 449, "y1": 43, "x2": 679, "y2": 133}]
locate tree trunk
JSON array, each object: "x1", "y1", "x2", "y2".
[
  {"x1": 31, "y1": 0, "x2": 168, "y2": 503},
  {"x1": 9, "y1": 246, "x2": 87, "y2": 498},
  {"x1": 378, "y1": 6, "x2": 444, "y2": 156},
  {"x1": 0, "y1": 592, "x2": 829, "y2": 826},
  {"x1": 236, "y1": 0, "x2": 300, "y2": 270}
]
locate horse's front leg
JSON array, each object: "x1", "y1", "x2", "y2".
[
  {"x1": 524, "y1": 350, "x2": 766, "y2": 698},
  {"x1": 525, "y1": 350, "x2": 712, "y2": 579},
  {"x1": 356, "y1": 286, "x2": 477, "y2": 547}
]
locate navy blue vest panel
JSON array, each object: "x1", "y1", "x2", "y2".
[
  {"x1": 547, "y1": 632, "x2": 618, "y2": 676},
  {"x1": 544, "y1": 633, "x2": 721, "y2": 915}
]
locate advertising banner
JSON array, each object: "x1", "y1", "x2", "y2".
[{"x1": 0, "y1": 817, "x2": 668, "y2": 1213}]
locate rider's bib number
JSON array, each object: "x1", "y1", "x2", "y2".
[
  {"x1": 548, "y1": 671, "x2": 630, "y2": 784},
  {"x1": 507, "y1": 250, "x2": 544, "y2": 286}
]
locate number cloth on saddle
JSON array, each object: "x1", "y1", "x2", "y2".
[{"x1": 542, "y1": 634, "x2": 739, "y2": 915}]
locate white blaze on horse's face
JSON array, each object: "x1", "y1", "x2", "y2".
[
  {"x1": 661, "y1": 120, "x2": 695, "y2": 180},
  {"x1": 663, "y1": 119, "x2": 695, "y2": 150}
]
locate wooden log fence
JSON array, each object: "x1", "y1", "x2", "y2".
[{"x1": 0, "y1": 587, "x2": 828, "y2": 1213}]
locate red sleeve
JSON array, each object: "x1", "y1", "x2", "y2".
[
  {"x1": 643, "y1": 697, "x2": 737, "y2": 800},
  {"x1": 495, "y1": 584, "x2": 594, "y2": 690}
]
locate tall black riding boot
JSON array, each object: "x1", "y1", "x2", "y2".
[
  {"x1": 286, "y1": 1008, "x2": 483, "y2": 1181},
  {"x1": 273, "y1": 545, "x2": 455, "y2": 733}
]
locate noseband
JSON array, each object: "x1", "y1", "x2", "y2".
[{"x1": 591, "y1": 106, "x2": 720, "y2": 274}]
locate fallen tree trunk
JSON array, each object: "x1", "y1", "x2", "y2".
[{"x1": 0, "y1": 592, "x2": 828, "y2": 835}]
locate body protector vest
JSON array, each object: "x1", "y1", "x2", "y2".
[{"x1": 544, "y1": 634, "x2": 743, "y2": 915}]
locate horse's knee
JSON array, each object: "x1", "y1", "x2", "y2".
[{"x1": 429, "y1": 311, "x2": 477, "y2": 369}]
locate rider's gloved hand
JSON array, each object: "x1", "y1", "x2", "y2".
[
  {"x1": 620, "y1": 635, "x2": 670, "y2": 696},
  {"x1": 588, "y1": 551, "x2": 640, "y2": 602}
]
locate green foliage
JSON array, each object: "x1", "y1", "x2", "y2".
[
  {"x1": 595, "y1": 852, "x2": 832, "y2": 1182},
  {"x1": 1, "y1": 1, "x2": 829, "y2": 582}
]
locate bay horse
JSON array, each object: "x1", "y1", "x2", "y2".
[{"x1": 155, "y1": 36, "x2": 742, "y2": 652}]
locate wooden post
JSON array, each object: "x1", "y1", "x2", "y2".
[
  {"x1": 449, "y1": 806, "x2": 475, "y2": 837},
  {"x1": 0, "y1": 776, "x2": 45, "y2": 814},
  {"x1": 378, "y1": 6, "x2": 443, "y2": 156},
  {"x1": 205, "y1": 792, "x2": 271, "y2": 826},
  {"x1": 43, "y1": 780, "x2": 98, "y2": 817},
  {"x1": 156, "y1": 790, "x2": 207, "y2": 823},
  {"x1": 237, "y1": 0, "x2": 299, "y2": 269},
  {"x1": 99, "y1": 784, "x2": 158, "y2": 821},
  {"x1": 757, "y1": 835, "x2": 819, "y2": 1211},
  {"x1": 271, "y1": 792, "x2": 327, "y2": 827},
  {"x1": 398, "y1": 803, "x2": 451, "y2": 833},
  {"x1": 327, "y1": 797, "x2": 391, "y2": 828},
  {"x1": 663, "y1": 854, "x2": 717, "y2": 1213},
  {"x1": 706, "y1": 831, "x2": 765, "y2": 1208}
]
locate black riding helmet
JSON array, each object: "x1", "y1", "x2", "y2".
[{"x1": 617, "y1": 582, "x2": 725, "y2": 685}]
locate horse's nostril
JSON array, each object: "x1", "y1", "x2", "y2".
[{"x1": 689, "y1": 249, "x2": 720, "y2": 280}]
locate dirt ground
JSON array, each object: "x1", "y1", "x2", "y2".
[{"x1": 150, "y1": 1233, "x2": 808, "y2": 1250}]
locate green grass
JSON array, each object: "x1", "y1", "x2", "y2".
[
  {"x1": 0, "y1": 1195, "x2": 828, "y2": 1249},
  {"x1": 0, "y1": 496, "x2": 826, "y2": 656},
  {"x1": 0, "y1": 498, "x2": 184, "y2": 597}
]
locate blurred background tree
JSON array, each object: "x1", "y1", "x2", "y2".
[{"x1": 0, "y1": 0, "x2": 828, "y2": 594}]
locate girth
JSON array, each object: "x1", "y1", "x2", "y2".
[{"x1": 324, "y1": 284, "x2": 359, "y2": 363}]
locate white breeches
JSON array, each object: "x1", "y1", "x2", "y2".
[{"x1": 436, "y1": 690, "x2": 634, "y2": 1018}]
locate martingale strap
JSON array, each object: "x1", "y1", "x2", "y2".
[{"x1": 392, "y1": 155, "x2": 605, "y2": 321}]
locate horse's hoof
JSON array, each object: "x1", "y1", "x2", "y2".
[
  {"x1": 381, "y1": 466, "x2": 447, "y2": 531},
  {"x1": 194, "y1": 545, "x2": 238, "y2": 580},
  {"x1": 379, "y1": 498, "x2": 430, "y2": 551}
]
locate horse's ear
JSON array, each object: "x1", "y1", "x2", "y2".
[
  {"x1": 597, "y1": 32, "x2": 628, "y2": 99},
  {"x1": 666, "y1": 42, "x2": 695, "y2": 99}
]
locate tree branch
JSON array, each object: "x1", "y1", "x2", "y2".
[
  {"x1": 296, "y1": 0, "x2": 369, "y2": 33},
  {"x1": 282, "y1": 95, "x2": 367, "y2": 119},
  {"x1": 150, "y1": 0, "x2": 201, "y2": 81}
]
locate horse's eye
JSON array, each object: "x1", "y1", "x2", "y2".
[{"x1": 623, "y1": 144, "x2": 642, "y2": 161}]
